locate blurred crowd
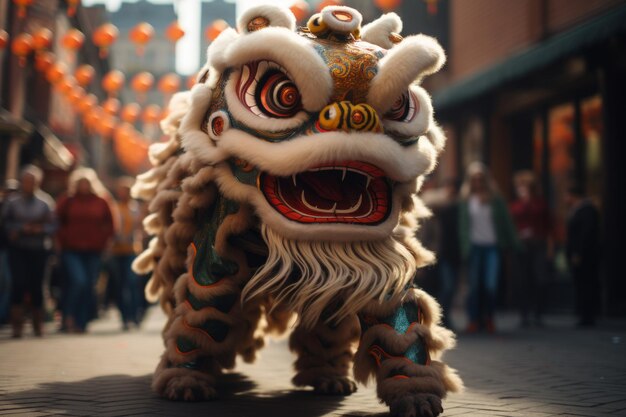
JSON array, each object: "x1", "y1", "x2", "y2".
[
  {"x1": 0, "y1": 161, "x2": 603, "y2": 338},
  {"x1": 419, "y1": 162, "x2": 602, "y2": 334},
  {"x1": 0, "y1": 165, "x2": 148, "y2": 338}
]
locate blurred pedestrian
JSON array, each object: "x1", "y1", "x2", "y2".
[
  {"x1": 459, "y1": 162, "x2": 519, "y2": 333},
  {"x1": 436, "y1": 178, "x2": 461, "y2": 330},
  {"x1": 110, "y1": 177, "x2": 142, "y2": 330},
  {"x1": 0, "y1": 179, "x2": 19, "y2": 324},
  {"x1": 510, "y1": 171, "x2": 552, "y2": 327},
  {"x1": 1, "y1": 166, "x2": 56, "y2": 337},
  {"x1": 565, "y1": 185, "x2": 601, "y2": 327},
  {"x1": 56, "y1": 168, "x2": 114, "y2": 333}
]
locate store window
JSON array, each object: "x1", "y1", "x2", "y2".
[{"x1": 581, "y1": 95, "x2": 604, "y2": 207}]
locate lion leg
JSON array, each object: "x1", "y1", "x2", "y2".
[
  {"x1": 153, "y1": 248, "x2": 263, "y2": 401},
  {"x1": 354, "y1": 288, "x2": 463, "y2": 417},
  {"x1": 289, "y1": 314, "x2": 360, "y2": 395}
]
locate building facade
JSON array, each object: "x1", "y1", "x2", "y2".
[{"x1": 429, "y1": 0, "x2": 626, "y2": 315}]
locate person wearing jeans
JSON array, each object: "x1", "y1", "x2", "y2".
[
  {"x1": 459, "y1": 162, "x2": 519, "y2": 334},
  {"x1": 56, "y1": 168, "x2": 114, "y2": 333}
]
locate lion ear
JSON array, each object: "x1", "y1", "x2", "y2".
[
  {"x1": 237, "y1": 5, "x2": 296, "y2": 34},
  {"x1": 361, "y1": 12, "x2": 403, "y2": 49}
]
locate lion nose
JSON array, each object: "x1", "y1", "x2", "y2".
[{"x1": 318, "y1": 101, "x2": 383, "y2": 133}]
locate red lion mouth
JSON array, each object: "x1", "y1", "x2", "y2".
[{"x1": 260, "y1": 161, "x2": 391, "y2": 224}]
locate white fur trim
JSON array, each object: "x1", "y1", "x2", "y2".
[
  {"x1": 179, "y1": 84, "x2": 228, "y2": 165},
  {"x1": 383, "y1": 85, "x2": 433, "y2": 139},
  {"x1": 207, "y1": 28, "x2": 240, "y2": 73},
  {"x1": 321, "y1": 6, "x2": 362, "y2": 34},
  {"x1": 368, "y1": 35, "x2": 445, "y2": 115},
  {"x1": 426, "y1": 122, "x2": 446, "y2": 153},
  {"x1": 223, "y1": 71, "x2": 310, "y2": 133},
  {"x1": 212, "y1": 162, "x2": 405, "y2": 242},
  {"x1": 216, "y1": 128, "x2": 434, "y2": 182},
  {"x1": 237, "y1": 5, "x2": 296, "y2": 33},
  {"x1": 217, "y1": 27, "x2": 332, "y2": 111},
  {"x1": 361, "y1": 12, "x2": 402, "y2": 49}
]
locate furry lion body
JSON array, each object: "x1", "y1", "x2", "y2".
[{"x1": 132, "y1": 5, "x2": 462, "y2": 416}]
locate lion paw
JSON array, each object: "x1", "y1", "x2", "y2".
[
  {"x1": 313, "y1": 376, "x2": 358, "y2": 396},
  {"x1": 162, "y1": 373, "x2": 217, "y2": 402},
  {"x1": 389, "y1": 393, "x2": 443, "y2": 417}
]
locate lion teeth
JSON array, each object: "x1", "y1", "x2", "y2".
[
  {"x1": 366, "y1": 176, "x2": 371, "y2": 188},
  {"x1": 292, "y1": 174, "x2": 297, "y2": 187},
  {"x1": 341, "y1": 168, "x2": 346, "y2": 181}
]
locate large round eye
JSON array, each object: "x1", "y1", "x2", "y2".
[
  {"x1": 237, "y1": 61, "x2": 302, "y2": 119},
  {"x1": 385, "y1": 91, "x2": 419, "y2": 123}
]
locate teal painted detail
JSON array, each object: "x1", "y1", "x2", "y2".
[
  {"x1": 186, "y1": 290, "x2": 237, "y2": 314},
  {"x1": 359, "y1": 301, "x2": 428, "y2": 366},
  {"x1": 191, "y1": 195, "x2": 240, "y2": 287},
  {"x1": 176, "y1": 360, "x2": 199, "y2": 370}
]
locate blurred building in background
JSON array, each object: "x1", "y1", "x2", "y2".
[
  {"x1": 0, "y1": 0, "x2": 110, "y2": 195},
  {"x1": 427, "y1": 0, "x2": 626, "y2": 315}
]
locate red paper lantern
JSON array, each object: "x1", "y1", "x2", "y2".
[
  {"x1": 102, "y1": 70, "x2": 125, "y2": 97},
  {"x1": 166, "y1": 21, "x2": 185, "y2": 43},
  {"x1": 13, "y1": 0, "x2": 33, "y2": 19},
  {"x1": 103, "y1": 98, "x2": 121, "y2": 115},
  {"x1": 131, "y1": 71, "x2": 154, "y2": 94},
  {"x1": 205, "y1": 19, "x2": 228, "y2": 42},
  {"x1": 35, "y1": 51, "x2": 55, "y2": 72},
  {"x1": 93, "y1": 23, "x2": 119, "y2": 58},
  {"x1": 374, "y1": 0, "x2": 402, "y2": 11},
  {"x1": 32, "y1": 28, "x2": 53, "y2": 51},
  {"x1": 121, "y1": 103, "x2": 141, "y2": 123},
  {"x1": 67, "y1": 0, "x2": 80, "y2": 17},
  {"x1": 0, "y1": 30, "x2": 8, "y2": 49},
  {"x1": 424, "y1": 0, "x2": 439, "y2": 15},
  {"x1": 74, "y1": 64, "x2": 95, "y2": 87},
  {"x1": 290, "y1": 1, "x2": 310, "y2": 22},
  {"x1": 142, "y1": 104, "x2": 162, "y2": 124},
  {"x1": 46, "y1": 62, "x2": 68, "y2": 84},
  {"x1": 98, "y1": 115, "x2": 118, "y2": 138},
  {"x1": 316, "y1": 0, "x2": 341, "y2": 12},
  {"x1": 62, "y1": 29, "x2": 85, "y2": 51},
  {"x1": 78, "y1": 93, "x2": 97, "y2": 114},
  {"x1": 68, "y1": 87, "x2": 85, "y2": 106},
  {"x1": 158, "y1": 73, "x2": 181, "y2": 95},
  {"x1": 129, "y1": 22, "x2": 154, "y2": 56},
  {"x1": 11, "y1": 33, "x2": 33, "y2": 67}
]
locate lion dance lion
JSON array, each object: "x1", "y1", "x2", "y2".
[{"x1": 132, "y1": 5, "x2": 462, "y2": 416}]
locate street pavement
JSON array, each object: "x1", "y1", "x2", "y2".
[{"x1": 0, "y1": 308, "x2": 625, "y2": 417}]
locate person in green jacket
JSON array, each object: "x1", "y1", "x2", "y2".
[{"x1": 459, "y1": 162, "x2": 519, "y2": 333}]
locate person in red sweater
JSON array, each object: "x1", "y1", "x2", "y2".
[
  {"x1": 509, "y1": 171, "x2": 553, "y2": 327},
  {"x1": 57, "y1": 168, "x2": 114, "y2": 333}
]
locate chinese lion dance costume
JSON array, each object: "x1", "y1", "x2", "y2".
[{"x1": 132, "y1": 5, "x2": 462, "y2": 416}]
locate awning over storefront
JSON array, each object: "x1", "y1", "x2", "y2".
[
  {"x1": 38, "y1": 124, "x2": 75, "y2": 170},
  {"x1": 0, "y1": 109, "x2": 34, "y2": 137},
  {"x1": 433, "y1": 5, "x2": 626, "y2": 111}
]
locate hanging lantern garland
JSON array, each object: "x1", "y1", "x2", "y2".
[
  {"x1": 62, "y1": 28, "x2": 85, "y2": 52},
  {"x1": 102, "y1": 97, "x2": 121, "y2": 115},
  {"x1": 157, "y1": 73, "x2": 180, "y2": 100},
  {"x1": 11, "y1": 33, "x2": 33, "y2": 67},
  {"x1": 131, "y1": 71, "x2": 154, "y2": 102},
  {"x1": 35, "y1": 51, "x2": 55, "y2": 72},
  {"x1": 93, "y1": 23, "x2": 118, "y2": 58},
  {"x1": 129, "y1": 22, "x2": 154, "y2": 56},
  {"x1": 121, "y1": 103, "x2": 141, "y2": 124}
]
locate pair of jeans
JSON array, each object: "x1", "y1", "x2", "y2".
[
  {"x1": 0, "y1": 250, "x2": 11, "y2": 322},
  {"x1": 7, "y1": 247, "x2": 49, "y2": 308},
  {"x1": 62, "y1": 251, "x2": 102, "y2": 331},
  {"x1": 110, "y1": 254, "x2": 141, "y2": 325},
  {"x1": 466, "y1": 244, "x2": 500, "y2": 323}
]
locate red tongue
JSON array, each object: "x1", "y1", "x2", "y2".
[{"x1": 298, "y1": 171, "x2": 344, "y2": 202}]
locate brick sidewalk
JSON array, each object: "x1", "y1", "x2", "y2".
[{"x1": 0, "y1": 309, "x2": 625, "y2": 417}]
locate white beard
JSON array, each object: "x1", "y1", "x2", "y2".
[{"x1": 241, "y1": 224, "x2": 419, "y2": 328}]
